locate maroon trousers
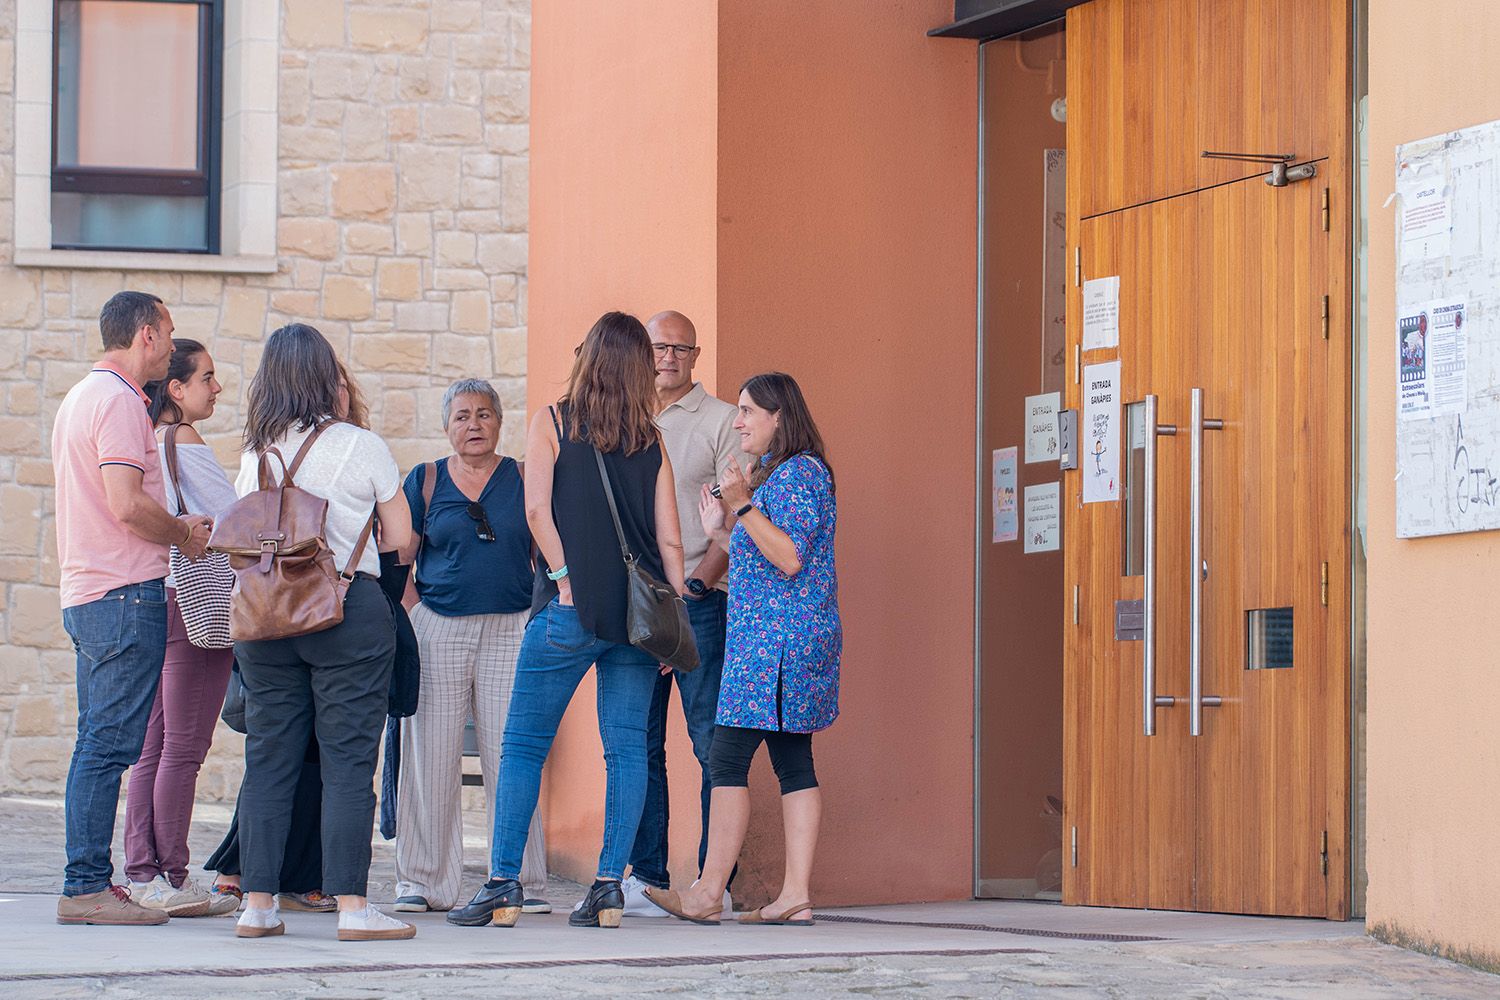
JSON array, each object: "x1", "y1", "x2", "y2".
[{"x1": 123, "y1": 590, "x2": 232, "y2": 887}]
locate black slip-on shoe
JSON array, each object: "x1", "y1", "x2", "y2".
[
  {"x1": 568, "y1": 880, "x2": 625, "y2": 928},
  {"x1": 446, "y1": 880, "x2": 524, "y2": 927}
]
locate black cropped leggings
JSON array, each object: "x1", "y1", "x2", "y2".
[{"x1": 708, "y1": 725, "x2": 818, "y2": 795}]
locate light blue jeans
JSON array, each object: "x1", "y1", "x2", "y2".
[{"x1": 489, "y1": 598, "x2": 658, "y2": 881}]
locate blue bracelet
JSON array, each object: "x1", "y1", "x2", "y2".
[{"x1": 546, "y1": 564, "x2": 569, "y2": 581}]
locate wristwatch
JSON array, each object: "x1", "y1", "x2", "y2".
[
  {"x1": 734, "y1": 501, "x2": 754, "y2": 518},
  {"x1": 685, "y1": 578, "x2": 707, "y2": 598}
]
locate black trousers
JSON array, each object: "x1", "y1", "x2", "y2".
[
  {"x1": 708, "y1": 725, "x2": 818, "y2": 795},
  {"x1": 204, "y1": 733, "x2": 323, "y2": 894},
  {"x1": 235, "y1": 578, "x2": 394, "y2": 896}
]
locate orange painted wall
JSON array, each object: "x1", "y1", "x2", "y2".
[
  {"x1": 528, "y1": 0, "x2": 719, "y2": 884},
  {"x1": 531, "y1": 0, "x2": 978, "y2": 906},
  {"x1": 715, "y1": 1, "x2": 978, "y2": 905},
  {"x1": 1366, "y1": 1, "x2": 1500, "y2": 964}
]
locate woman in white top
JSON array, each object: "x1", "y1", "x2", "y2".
[
  {"x1": 230, "y1": 323, "x2": 415, "y2": 943},
  {"x1": 122, "y1": 339, "x2": 240, "y2": 919}
]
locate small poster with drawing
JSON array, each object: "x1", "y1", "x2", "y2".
[
  {"x1": 1082, "y1": 360, "x2": 1121, "y2": 503},
  {"x1": 992, "y1": 447, "x2": 1018, "y2": 543},
  {"x1": 1398, "y1": 310, "x2": 1429, "y2": 419}
]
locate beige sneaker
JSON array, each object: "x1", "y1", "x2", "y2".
[
  {"x1": 132, "y1": 875, "x2": 214, "y2": 917},
  {"x1": 57, "y1": 885, "x2": 169, "y2": 926}
]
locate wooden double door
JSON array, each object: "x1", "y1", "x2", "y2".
[{"x1": 1061, "y1": 0, "x2": 1351, "y2": 918}]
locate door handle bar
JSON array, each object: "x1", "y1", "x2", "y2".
[
  {"x1": 1189, "y1": 387, "x2": 1224, "y2": 737},
  {"x1": 1142, "y1": 394, "x2": 1178, "y2": 736}
]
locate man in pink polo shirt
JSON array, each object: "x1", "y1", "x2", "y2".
[{"x1": 52, "y1": 291, "x2": 213, "y2": 926}]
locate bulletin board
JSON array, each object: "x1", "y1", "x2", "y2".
[{"x1": 1394, "y1": 119, "x2": 1500, "y2": 538}]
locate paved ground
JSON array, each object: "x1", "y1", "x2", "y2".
[{"x1": 2, "y1": 795, "x2": 1495, "y2": 998}]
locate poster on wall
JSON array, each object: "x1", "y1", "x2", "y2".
[
  {"x1": 1394, "y1": 120, "x2": 1500, "y2": 537},
  {"x1": 1024, "y1": 481, "x2": 1061, "y2": 553},
  {"x1": 1399, "y1": 301, "x2": 1469, "y2": 420},
  {"x1": 1025, "y1": 392, "x2": 1061, "y2": 464},
  {"x1": 1082, "y1": 275, "x2": 1120, "y2": 351},
  {"x1": 992, "y1": 447, "x2": 1018, "y2": 543},
  {"x1": 1041, "y1": 149, "x2": 1068, "y2": 393},
  {"x1": 1082, "y1": 360, "x2": 1121, "y2": 503},
  {"x1": 1399, "y1": 171, "x2": 1452, "y2": 262}
]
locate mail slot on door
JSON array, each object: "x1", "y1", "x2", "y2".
[{"x1": 1115, "y1": 599, "x2": 1144, "y2": 641}]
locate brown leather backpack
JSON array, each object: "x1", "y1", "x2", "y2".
[{"x1": 208, "y1": 422, "x2": 374, "y2": 642}]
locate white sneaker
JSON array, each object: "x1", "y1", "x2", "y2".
[
  {"x1": 337, "y1": 905, "x2": 417, "y2": 941},
  {"x1": 236, "y1": 902, "x2": 284, "y2": 938},
  {"x1": 132, "y1": 875, "x2": 212, "y2": 917},
  {"x1": 621, "y1": 875, "x2": 671, "y2": 917}
]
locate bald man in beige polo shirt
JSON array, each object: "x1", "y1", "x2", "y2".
[{"x1": 622, "y1": 310, "x2": 745, "y2": 917}]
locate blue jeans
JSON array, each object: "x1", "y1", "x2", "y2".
[
  {"x1": 627, "y1": 589, "x2": 727, "y2": 888},
  {"x1": 60, "y1": 579, "x2": 169, "y2": 896},
  {"x1": 489, "y1": 598, "x2": 659, "y2": 881}
]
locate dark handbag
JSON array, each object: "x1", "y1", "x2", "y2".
[
  {"x1": 592, "y1": 447, "x2": 699, "y2": 672},
  {"x1": 221, "y1": 660, "x2": 247, "y2": 734},
  {"x1": 378, "y1": 549, "x2": 420, "y2": 718},
  {"x1": 162, "y1": 424, "x2": 236, "y2": 649}
]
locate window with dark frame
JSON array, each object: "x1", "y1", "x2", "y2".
[{"x1": 51, "y1": 0, "x2": 223, "y2": 254}]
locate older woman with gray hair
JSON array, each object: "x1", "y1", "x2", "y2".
[{"x1": 392, "y1": 378, "x2": 549, "y2": 913}]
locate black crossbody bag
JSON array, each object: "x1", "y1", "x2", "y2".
[{"x1": 592, "y1": 447, "x2": 700, "y2": 672}]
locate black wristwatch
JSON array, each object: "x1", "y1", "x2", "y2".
[
  {"x1": 734, "y1": 501, "x2": 754, "y2": 518},
  {"x1": 685, "y1": 578, "x2": 707, "y2": 597}
]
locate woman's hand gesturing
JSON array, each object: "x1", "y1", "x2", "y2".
[
  {"x1": 699, "y1": 483, "x2": 728, "y2": 546},
  {"x1": 718, "y1": 458, "x2": 753, "y2": 509}
]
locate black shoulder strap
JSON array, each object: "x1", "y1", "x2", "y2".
[
  {"x1": 592, "y1": 447, "x2": 636, "y2": 564},
  {"x1": 548, "y1": 404, "x2": 563, "y2": 443}
]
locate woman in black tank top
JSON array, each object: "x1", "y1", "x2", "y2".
[{"x1": 448, "y1": 311, "x2": 686, "y2": 931}]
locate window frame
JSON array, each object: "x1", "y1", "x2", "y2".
[{"x1": 48, "y1": 0, "x2": 224, "y2": 254}]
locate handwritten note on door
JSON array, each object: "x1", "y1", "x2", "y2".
[{"x1": 1082, "y1": 360, "x2": 1121, "y2": 503}]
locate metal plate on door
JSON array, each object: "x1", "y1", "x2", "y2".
[
  {"x1": 1058, "y1": 409, "x2": 1078, "y2": 470},
  {"x1": 1115, "y1": 599, "x2": 1144, "y2": 641}
]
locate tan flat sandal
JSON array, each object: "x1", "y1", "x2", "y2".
[
  {"x1": 738, "y1": 902, "x2": 814, "y2": 926},
  {"x1": 643, "y1": 886, "x2": 722, "y2": 925}
]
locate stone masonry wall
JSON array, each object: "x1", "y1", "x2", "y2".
[{"x1": 0, "y1": 0, "x2": 530, "y2": 799}]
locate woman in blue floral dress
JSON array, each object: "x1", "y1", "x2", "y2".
[{"x1": 648, "y1": 372, "x2": 839, "y2": 927}]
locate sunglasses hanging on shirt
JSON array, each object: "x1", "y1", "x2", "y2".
[{"x1": 466, "y1": 501, "x2": 495, "y2": 542}]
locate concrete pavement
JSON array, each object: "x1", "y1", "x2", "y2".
[{"x1": 1, "y1": 795, "x2": 1494, "y2": 998}]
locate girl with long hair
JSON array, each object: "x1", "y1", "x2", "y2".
[
  {"x1": 648, "y1": 372, "x2": 841, "y2": 927},
  {"x1": 124, "y1": 340, "x2": 240, "y2": 918},
  {"x1": 230, "y1": 323, "x2": 415, "y2": 942},
  {"x1": 448, "y1": 311, "x2": 687, "y2": 930}
]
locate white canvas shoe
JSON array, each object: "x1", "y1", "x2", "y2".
[
  {"x1": 236, "y1": 902, "x2": 284, "y2": 938},
  {"x1": 621, "y1": 875, "x2": 671, "y2": 917},
  {"x1": 337, "y1": 905, "x2": 416, "y2": 941}
]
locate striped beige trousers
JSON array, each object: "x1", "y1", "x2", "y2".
[{"x1": 395, "y1": 603, "x2": 548, "y2": 909}]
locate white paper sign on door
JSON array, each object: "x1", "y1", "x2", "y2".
[
  {"x1": 1024, "y1": 481, "x2": 1061, "y2": 553},
  {"x1": 1082, "y1": 360, "x2": 1121, "y2": 503},
  {"x1": 1082, "y1": 275, "x2": 1120, "y2": 350},
  {"x1": 1024, "y1": 392, "x2": 1061, "y2": 464}
]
